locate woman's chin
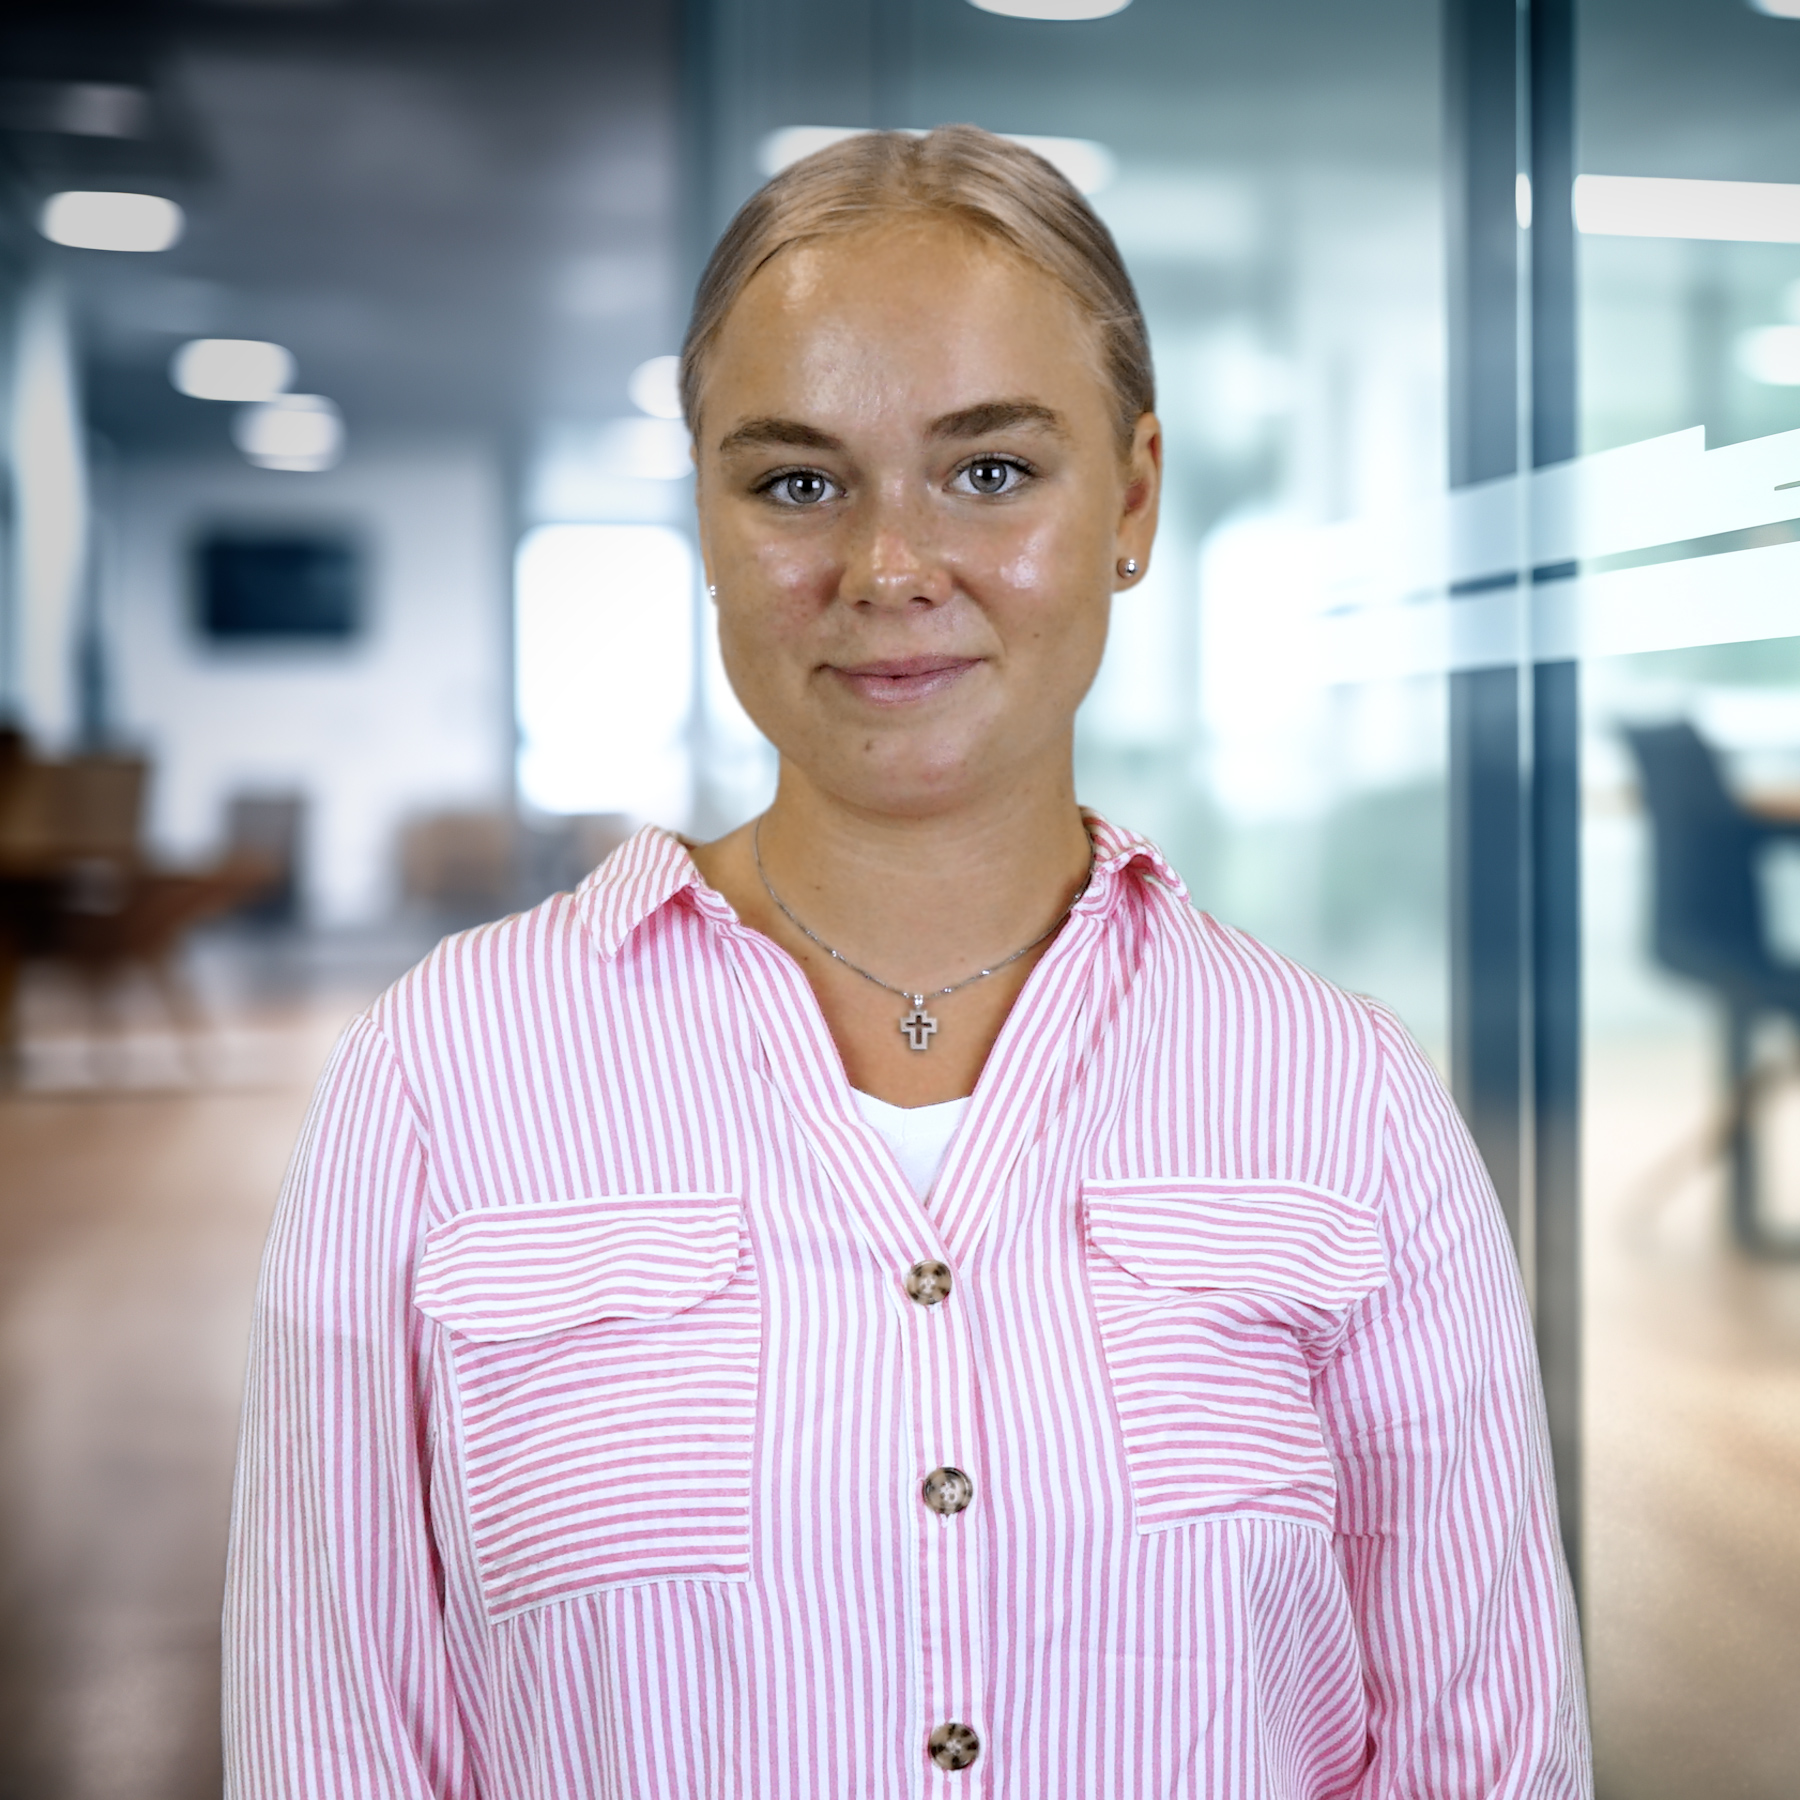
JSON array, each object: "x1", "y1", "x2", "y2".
[{"x1": 794, "y1": 733, "x2": 1029, "y2": 822}]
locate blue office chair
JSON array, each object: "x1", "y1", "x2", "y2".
[{"x1": 1624, "y1": 721, "x2": 1800, "y2": 1258}]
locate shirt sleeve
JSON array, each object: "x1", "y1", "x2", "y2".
[
  {"x1": 223, "y1": 1014, "x2": 480, "y2": 1799},
  {"x1": 1316, "y1": 1003, "x2": 1592, "y2": 1798}
]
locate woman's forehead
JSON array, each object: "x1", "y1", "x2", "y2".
[
  {"x1": 707, "y1": 221, "x2": 1107, "y2": 419},
  {"x1": 745, "y1": 217, "x2": 1056, "y2": 316}
]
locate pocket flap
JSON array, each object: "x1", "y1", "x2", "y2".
[
  {"x1": 1084, "y1": 1179, "x2": 1386, "y2": 1310},
  {"x1": 414, "y1": 1195, "x2": 744, "y2": 1342}
]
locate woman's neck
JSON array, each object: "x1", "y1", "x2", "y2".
[
  {"x1": 688, "y1": 764, "x2": 1093, "y2": 1106},
  {"x1": 749, "y1": 767, "x2": 1089, "y2": 989}
]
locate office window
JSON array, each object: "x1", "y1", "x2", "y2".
[{"x1": 514, "y1": 523, "x2": 696, "y2": 822}]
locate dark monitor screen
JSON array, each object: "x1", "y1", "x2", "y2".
[{"x1": 196, "y1": 534, "x2": 361, "y2": 641}]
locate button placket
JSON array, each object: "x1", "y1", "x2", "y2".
[
  {"x1": 726, "y1": 902, "x2": 1114, "y2": 1787},
  {"x1": 908, "y1": 1243, "x2": 985, "y2": 1790}
]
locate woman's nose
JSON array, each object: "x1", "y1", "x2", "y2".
[{"x1": 839, "y1": 491, "x2": 953, "y2": 609}]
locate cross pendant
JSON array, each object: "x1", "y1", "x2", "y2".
[{"x1": 899, "y1": 997, "x2": 939, "y2": 1052}]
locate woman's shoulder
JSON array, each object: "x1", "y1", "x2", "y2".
[
  {"x1": 1095, "y1": 815, "x2": 1386, "y2": 1030},
  {"x1": 1140, "y1": 889, "x2": 1458, "y2": 1146},
  {"x1": 1150, "y1": 888, "x2": 1392, "y2": 1044},
  {"x1": 366, "y1": 824, "x2": 699, "y2": 1047},
  {"x1": 367, "y1": 886, "x2": 591, "y2": 1045}
]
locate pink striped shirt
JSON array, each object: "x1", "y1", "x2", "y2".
[{"x1": 224, "y1": 814, "x2": 1590, "y2": 1798}]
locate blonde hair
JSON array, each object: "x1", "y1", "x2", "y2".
[{"x1": 680, "y1": 124, "x2": 1154, "y2": 451}]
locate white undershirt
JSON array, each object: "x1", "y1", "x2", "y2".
[{"x1": 851, "y1": 1089, "x2": 972, "y2": 1199}]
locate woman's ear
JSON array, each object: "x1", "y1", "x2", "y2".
[{"x1": 1115, "y1": 411, "x2": 1163, "y2": 586}]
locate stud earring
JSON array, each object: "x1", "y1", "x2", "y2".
[
  {"x1": 706, "y1": 584, "x2": 718, "y2": 599},
  {"x1": 1116, "y1": 557, "x2": 1139, "y2": 579}
]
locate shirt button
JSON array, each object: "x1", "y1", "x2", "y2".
[
  {"x1": 905, "y1": 1260, "x2": 952, "y2": 1306},
  {"x1": 921, "y1": 1466, "x2": 974, "y2": 1516},
  {"x1": 927, "y1": 1722, "x2": 981, "y2": 1771}
]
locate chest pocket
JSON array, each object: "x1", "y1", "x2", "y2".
[
  {"x1": 1082, "y1": 1179, "x2": 1387, "y2": 1536},
  {"x1": 413, "y1": 1194, "x2": 758, "y2": 1620}
]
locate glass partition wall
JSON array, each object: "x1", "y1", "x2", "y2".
[
  {"x1": 1577, "y1": 4, "x2": 1800, "y2": 1795},
  {"x1": 669, "y1": 3, "x2": 1800, "y2": 1794}
]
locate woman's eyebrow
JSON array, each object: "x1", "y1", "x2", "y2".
[
  {"x1": 928, "y1": 400, "x2": 1068, "y2": 441},
  {"x1": 716, "y1": 417, "x2": 844, "y2": 455}
]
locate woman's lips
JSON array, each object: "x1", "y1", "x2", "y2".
[{"x1": 826, "y1": 655, "x2": 979, "y2": 705}]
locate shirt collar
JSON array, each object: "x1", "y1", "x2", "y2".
[
  {"x1": 574, "y1": 809, "x2": 1187, "y2": 966},
  {"x1": 574, "y1": 825, "x2": 709, "y2": 961},
  {"x1": 1079, "y1": 808, "x2": 1188, "y2": 904}
]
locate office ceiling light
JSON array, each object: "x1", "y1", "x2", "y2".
[
  {"x1": 758, "y1": 126, "x2": 1115, "y2": 194},
  {"x1": 968, "y1": 0, "x2": 1132, "y2": 17},
  {"x1": 1737, "y1": 325, "x2": 1800, "y2": 385},
  {"x1": 627, "y1": 354, "x2": 684, "y2": 420},
  {"x1": 39, "y1": 190, "x2": 183, "y2": 252},
  {"x1": 233, "y1": 395, "x2": 343, "y2": 472},
  {"x1": 1749, "y1": 0, "x2": 1800, "y2": 18},
  {"x1": 171, "y1": 338, "x2": 295, "y2": 402},
  {"x1": 1573, "y1": 174, "x2": 1800, "y2": 242}
]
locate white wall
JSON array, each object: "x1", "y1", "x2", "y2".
[{"x1": 108, "y1": 438, "x2": 510, "y2": 925}]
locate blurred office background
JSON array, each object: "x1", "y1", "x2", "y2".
[{"x1": 1, "y1": 0, "x2": 1798, "y2": 1794}]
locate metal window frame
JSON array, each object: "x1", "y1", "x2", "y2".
[{"x1": 1445, "y1": 0, "x2": 1582, "y2": 1598}]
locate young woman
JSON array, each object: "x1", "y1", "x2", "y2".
[{"x1": 225, "y1": 127, "x2": 1589, "y2": 1798}]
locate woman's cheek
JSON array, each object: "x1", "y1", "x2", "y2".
[
  {"x1": 750, "y1": 536, "x2": 840, "y2": 614},
  {"x1": 993, "y1": 519, "x2": 1064, "y2": 600},
  {"x1": 713, "y1": 611, "x2": 801, "y2": 752}
]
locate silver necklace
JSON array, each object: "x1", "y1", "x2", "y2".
[{"x1": 751, "y1": 817, "x2": 1093, "y2": 1052}]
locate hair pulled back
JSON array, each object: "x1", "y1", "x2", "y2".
[{"x1": 679, "y1": 124, "x2": 1154, "y2": 452}]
